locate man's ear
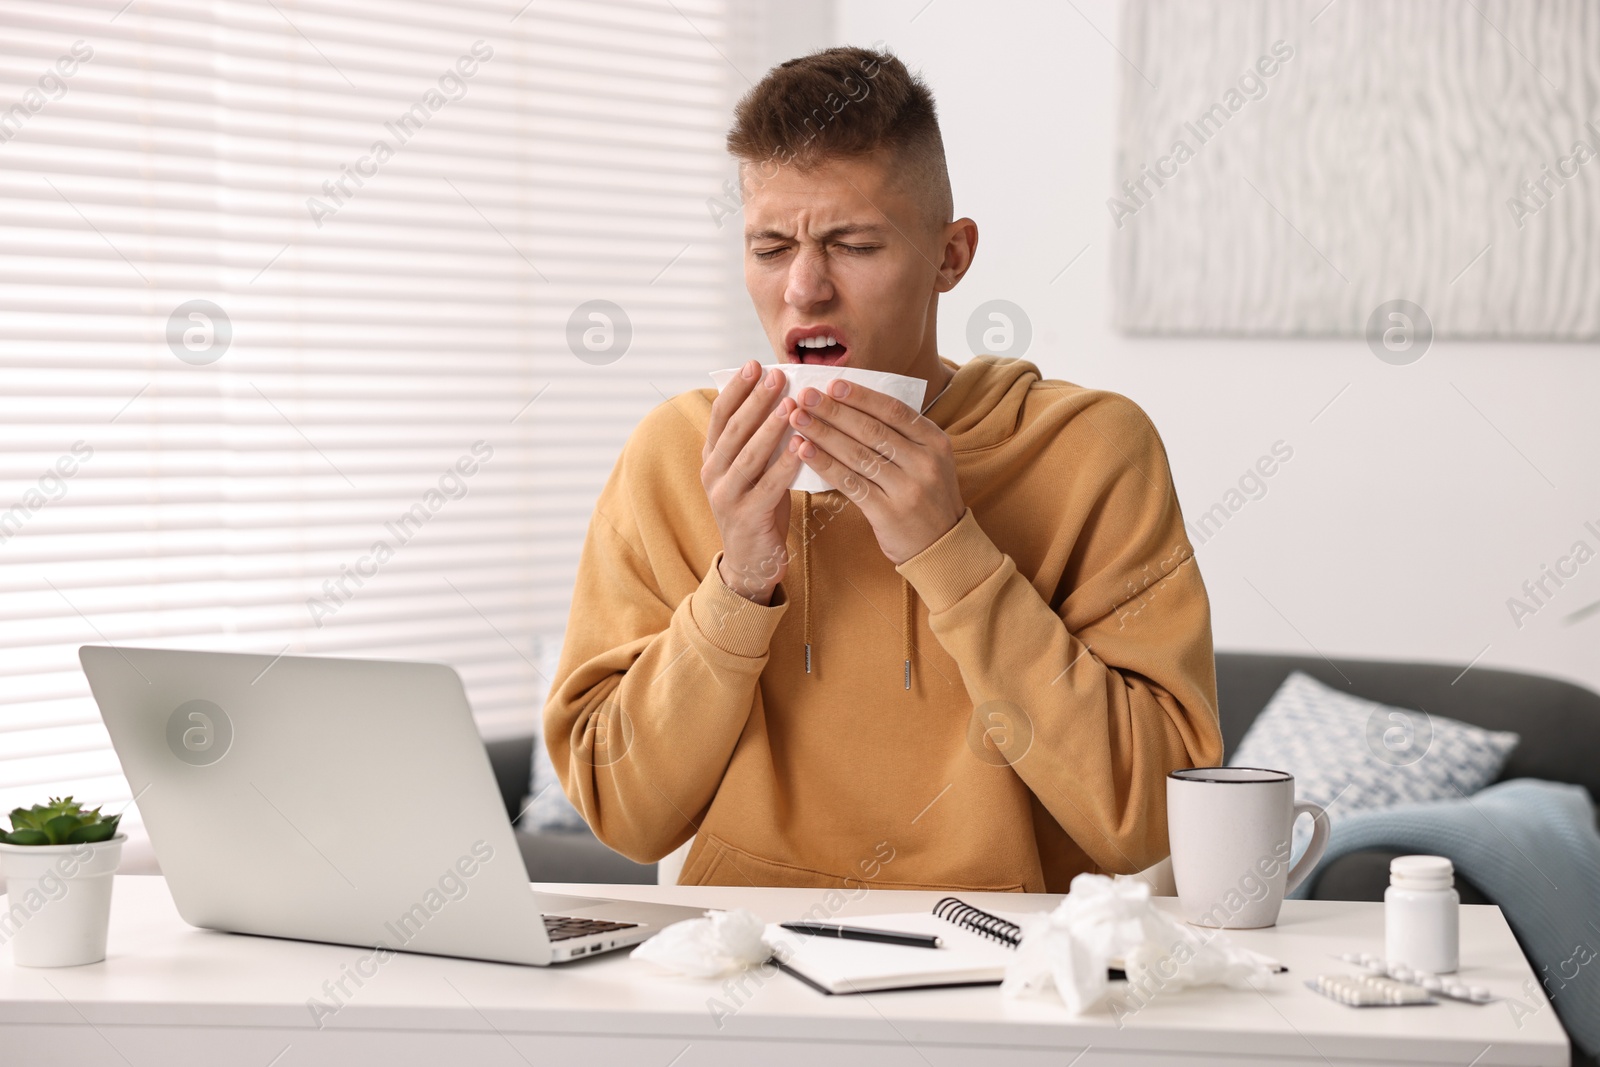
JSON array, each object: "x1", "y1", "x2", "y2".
[{"x1": 934, "y1": 217, "x2": 978, "y2": 293}]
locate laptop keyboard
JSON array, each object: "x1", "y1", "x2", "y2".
[{"x1": 542, "y1": 913, "x2": 640, "y2": 942}]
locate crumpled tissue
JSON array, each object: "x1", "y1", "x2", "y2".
[
  {"x1": 1000, "y1": 873, "x2": 1279, "y2": 1015},
  {"x1": 630, "y1": 908, "x2": 773, "y2": 979}
]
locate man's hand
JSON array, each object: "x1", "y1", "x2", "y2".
[
  {"x1": 702, "y1": 360, "x2": 803, "y2": 604},
  {"x1": 787, "y1": 379, "x2": 964, "y2": 565}
]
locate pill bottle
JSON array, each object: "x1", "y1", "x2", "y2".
[{"x1": 1384, "y1": 855, "x2": 1459, "y2": 974}]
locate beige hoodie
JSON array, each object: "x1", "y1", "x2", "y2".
[{"x1": 544, "y1": 354, "x2": 1223, "y2": 893}]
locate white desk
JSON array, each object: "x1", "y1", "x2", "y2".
[{"x1": 0, "y1": 876, "x2": 1569, "y2": 1066}]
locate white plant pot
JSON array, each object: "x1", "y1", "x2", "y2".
[{"x1": 0, "y1": 835, "x2": 125, "y2": 967}]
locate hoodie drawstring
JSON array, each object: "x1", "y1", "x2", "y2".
[
  {"x1": 801, "y1": 490, "x2": 812, "y2": 674},
  {"x1": 798, "y1": 489, "x2": 916, "y2": 690},
  {"x1": 902, "y1": 576, "x2": 914, "y2": 690}
]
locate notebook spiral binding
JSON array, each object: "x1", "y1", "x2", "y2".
[{"x1": 931, "y1": 896, "x2": 1022, "y2": 948}]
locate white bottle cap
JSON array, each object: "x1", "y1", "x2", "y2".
[{"x1": 1390, "y1": 854, "x2": 1454, "y2": 889}]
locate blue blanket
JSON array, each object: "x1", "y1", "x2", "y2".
[{"x1": 1288, "y1": 778, "x2": 1600, "y2": 1057}]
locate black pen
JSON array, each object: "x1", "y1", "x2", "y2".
[{"x1": 780, "y1": 922, "x2": 944, "y2": 948}]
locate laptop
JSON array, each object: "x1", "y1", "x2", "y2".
[{"x1": 79, "y1": 645, "x2": 707, "y2": 966}]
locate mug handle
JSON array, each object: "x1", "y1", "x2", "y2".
[{"x1": 1283, "y1": 801, "x2": 1331, "y2": 895}]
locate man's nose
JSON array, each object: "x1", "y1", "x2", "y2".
[{"x1": 784, "y1": 247, "x2": 833, "y2": 310}]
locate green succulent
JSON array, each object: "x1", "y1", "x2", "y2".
[{"x1": 0, "y1": 796, "x2": 121, "y2": 847}]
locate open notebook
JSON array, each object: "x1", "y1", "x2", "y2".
[
  {"x1": 764, "y1": 897, "x2": 1032, "y2": 995},
  {"x1": 766, "y1": 896, "x2": 1289, "y2": 995}
]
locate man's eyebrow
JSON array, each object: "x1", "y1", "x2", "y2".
[
  {"x1": 814, "y1": 223, "x2": 889, "y2": 241},
  {"x1": 744, "y1": 223, "x2": 891, "y2": 243}
]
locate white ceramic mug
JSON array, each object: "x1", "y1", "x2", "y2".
[{"x1": 1167, "y1": 767, "x2": 1330, "y2": 929}]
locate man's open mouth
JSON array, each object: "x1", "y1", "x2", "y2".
[{"x1": 784, "y1": 327, "x2": 850, "y2": 365}]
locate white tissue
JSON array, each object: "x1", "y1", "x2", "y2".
[
  {"x1": 708, "y1": 364, "x2": 930, "y2": 494},
  {"x1": 630, "y1": 907, "x2": 773, "y2": 979},
  {"x1": 1000, "y1": 873, "x2": 1278, "y2": 1015}
]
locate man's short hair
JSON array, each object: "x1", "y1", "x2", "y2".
[{"x1": 726, "y1": 46, "x2": 953, "y2": 230}]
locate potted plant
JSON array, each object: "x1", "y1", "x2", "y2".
[{"x1": 0, "y1": 797, "x2": 125, "y2": 967}]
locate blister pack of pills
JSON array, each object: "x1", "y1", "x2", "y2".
[
  {"x1": 1307, "y1": 974, "x2": 1436, "y2": 1006},
  {"x1": 1332, "y1": 952, "x2": 1499, "y2": 1004}
]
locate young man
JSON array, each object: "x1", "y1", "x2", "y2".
[{"x1": 544, "y1": 47, "x2": 1223, "y2": 893}]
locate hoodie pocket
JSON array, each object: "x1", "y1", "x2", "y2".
[{"x1": 687, "y1": 832, "x2": 1026, "y2": 893}]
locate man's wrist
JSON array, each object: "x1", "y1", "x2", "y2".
[
  {"x1": 694, "y1": 552, "x2": 787, "y2": 660},
  {"x1": 894, "y1": 508, "x2": 1006, "y2": 615},
  {"x1": 718, "y1": 559, "x2": 777, "y2": 605}
]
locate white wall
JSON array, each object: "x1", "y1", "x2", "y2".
[{"x1": 831, "y1": 0, "x2": 1600, "y2": 695}]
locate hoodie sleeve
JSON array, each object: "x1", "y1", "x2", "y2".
[
  {"x1": 894, "y1": 390, "x2": 1223, "y2": 876},
  {"x1": 541, "y1": 401, "x2": 788, "y2": 863}
]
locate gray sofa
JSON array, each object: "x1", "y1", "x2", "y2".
[{"x1": 487, "y1": 650, "x2": 1600, "y2": 899}]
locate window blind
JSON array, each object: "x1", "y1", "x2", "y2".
[{"x1": 0, "y1": 0, "x2": 753, "y2": 870}]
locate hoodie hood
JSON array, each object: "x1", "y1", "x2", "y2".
[{"x1": 922, "y1": 353, "x2": 1039, "y2": 449}]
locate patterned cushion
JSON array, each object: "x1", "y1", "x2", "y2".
[{"x1": 1228, "y1": 670, "x2": 1520, "y2": 858}]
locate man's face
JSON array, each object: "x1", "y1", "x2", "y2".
[{"x1": 741, "y1": 153, "x2": 947, "y2": 376}]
